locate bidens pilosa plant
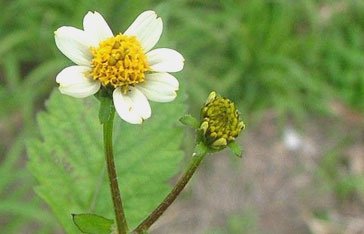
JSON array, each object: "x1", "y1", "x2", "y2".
[{"x1": 51, "y1": 9, "x2": 244, "y2": 234}]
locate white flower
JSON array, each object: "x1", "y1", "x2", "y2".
[{"x1": 55, "y1": 11, "x2": 184, "y2": 124}]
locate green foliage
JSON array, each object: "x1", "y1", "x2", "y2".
[
  {"x1": 0, "y1": 0, "x2": 158, "y2": 61},
  {"x1": 164, "y1": 0, "x2": 364, "y2": 121},
  {"x1": 167, "y1": 0, "x2": 328, "y2": 120},
  {"x1": 0, "y1": 45, "x2": 65, "y2": 233},
  {"x1": 72, "y1": 213, "x2": 113, "y2": 234},
  {"x1": 27, "y1": 90, "x2": 185, "y2": 233},
  {"x1": 316, "y1": 1, "x2": 364, "y2": 112},
  {"x1": 0, "y1": 131, "x2": 61, "y2": 234}
]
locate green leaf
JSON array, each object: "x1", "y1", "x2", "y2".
[
  {"x1": 179, "y1": 114, "x2": 199, "y2": 129},
  {"x1": 228, "y1": 141, "x2": 243, "y2": 158},
  {"x1": 72, "y1": 213, "x2": 113, "y2": 234},
  {"x1": 27, "y1": 89, "x2": 186, "y2": 233}
]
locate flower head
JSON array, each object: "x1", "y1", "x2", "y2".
[
  {"x1": 200, "y1": 92, "x2": 245, "y2": 150},
  {"x1": 55, "y1": 11, "x2": 184, "y2": 124}
]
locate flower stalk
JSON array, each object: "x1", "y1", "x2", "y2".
[
  {"x1": 103, "y1": 108, "x2": 128, "y2": 234},
  {"x1": 132, "y1": 147, "x2": 208, "y2": 233}
]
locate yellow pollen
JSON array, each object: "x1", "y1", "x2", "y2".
[{"x1": 90, "y1": 34, "x2": 149, "y2": 90}]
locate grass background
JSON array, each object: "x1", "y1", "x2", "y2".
[{"x1": 0, "y1": 0, "x2": 363, "y2": 233}]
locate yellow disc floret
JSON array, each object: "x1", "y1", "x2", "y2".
[
  {"x1": 90, "y1": 34, "x2": 149, "y2": 91},
  {"x1": 200, "y1": 92, "x2": 245, "y2": 149}
]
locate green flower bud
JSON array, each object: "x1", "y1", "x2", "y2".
[{"x1": 200, "y1": 91, "x2": 245, "y2": 150}]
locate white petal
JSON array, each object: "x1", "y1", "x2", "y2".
[
  {"x1": 56, "y1": 65, "x2": 88, "y2": 84},
  {"x1": 136, "y1": 74, "x2": 178, "y2": 103},
  {"x1": 147, "y1": 48, "x2": 184, "y2": 72},
  {"x1": 128, "y1": 87, "x2": 151, "y2": 119},
  {"x1": 54, "y1": 26, "x2": 93, "y2": 66},
  {"x1": 138, "y1": 79, "x2": 178, "y2": 96},
  {"x1": 113, "y1": 87, "x2": 151, "y2": 124},
  {"x1": 137, "y1": 86, "x2": 177, "y2": 103},
  {"x1": 145, "y1": 72, "x2": 179, "y2": 90},
  {"x1": 124, "y1": 10, "x2": 163, "y2": 52},
  {"x1": 83, "y1": 11, "x2": 113, "y2": 46},
  {"x1": 56, "y1": 65, "x2": 100, "y2": 98}
]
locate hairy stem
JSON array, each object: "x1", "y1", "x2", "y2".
[
  {"x1": 133, "y1": 152, "x2": 207, "y2": 233},
  {"x1": 103, "y1": 109, "x2": 128, "y2": 234}
]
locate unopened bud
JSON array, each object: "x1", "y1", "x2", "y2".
[{"x1": 199, "y1": 91, "x2": 245, "y2": 150}]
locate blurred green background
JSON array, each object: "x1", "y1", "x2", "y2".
[{"x1": 1, "y1": 0, "x2": 363, "y2": 233}]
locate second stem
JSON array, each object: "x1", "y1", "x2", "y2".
[{"x1": 133, "y1": 151, "x2": 207, "y2": 233}]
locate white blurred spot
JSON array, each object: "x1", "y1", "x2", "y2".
[{"x1": 283, "y1": 127, "x2": 303, "y2": 151}]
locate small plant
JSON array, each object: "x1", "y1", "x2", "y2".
[{"x1": 1, "y1": 1, "x2": 361, "y2": 233}]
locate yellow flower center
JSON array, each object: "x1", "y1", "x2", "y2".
[
  {"x1": 200, "y1": 92, "x2": 245, "y2": 149},
  {"x1": 90, "y1": 34, "x2": 149, "y2": 91}
]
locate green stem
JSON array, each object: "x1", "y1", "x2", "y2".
[
  {"x1": 103, "y1": 108, "x2": 128, "y2": 234},
  {"x1": 132, "y1": 151, "x2": 207, "y2": 233}
]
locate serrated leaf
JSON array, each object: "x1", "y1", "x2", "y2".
[
  {"x1": 72, "y1": 213, "x2": 113, "y2": 234},
  {"x1": 27, "y1": 89, "x2": 185, "y2": 233}
]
